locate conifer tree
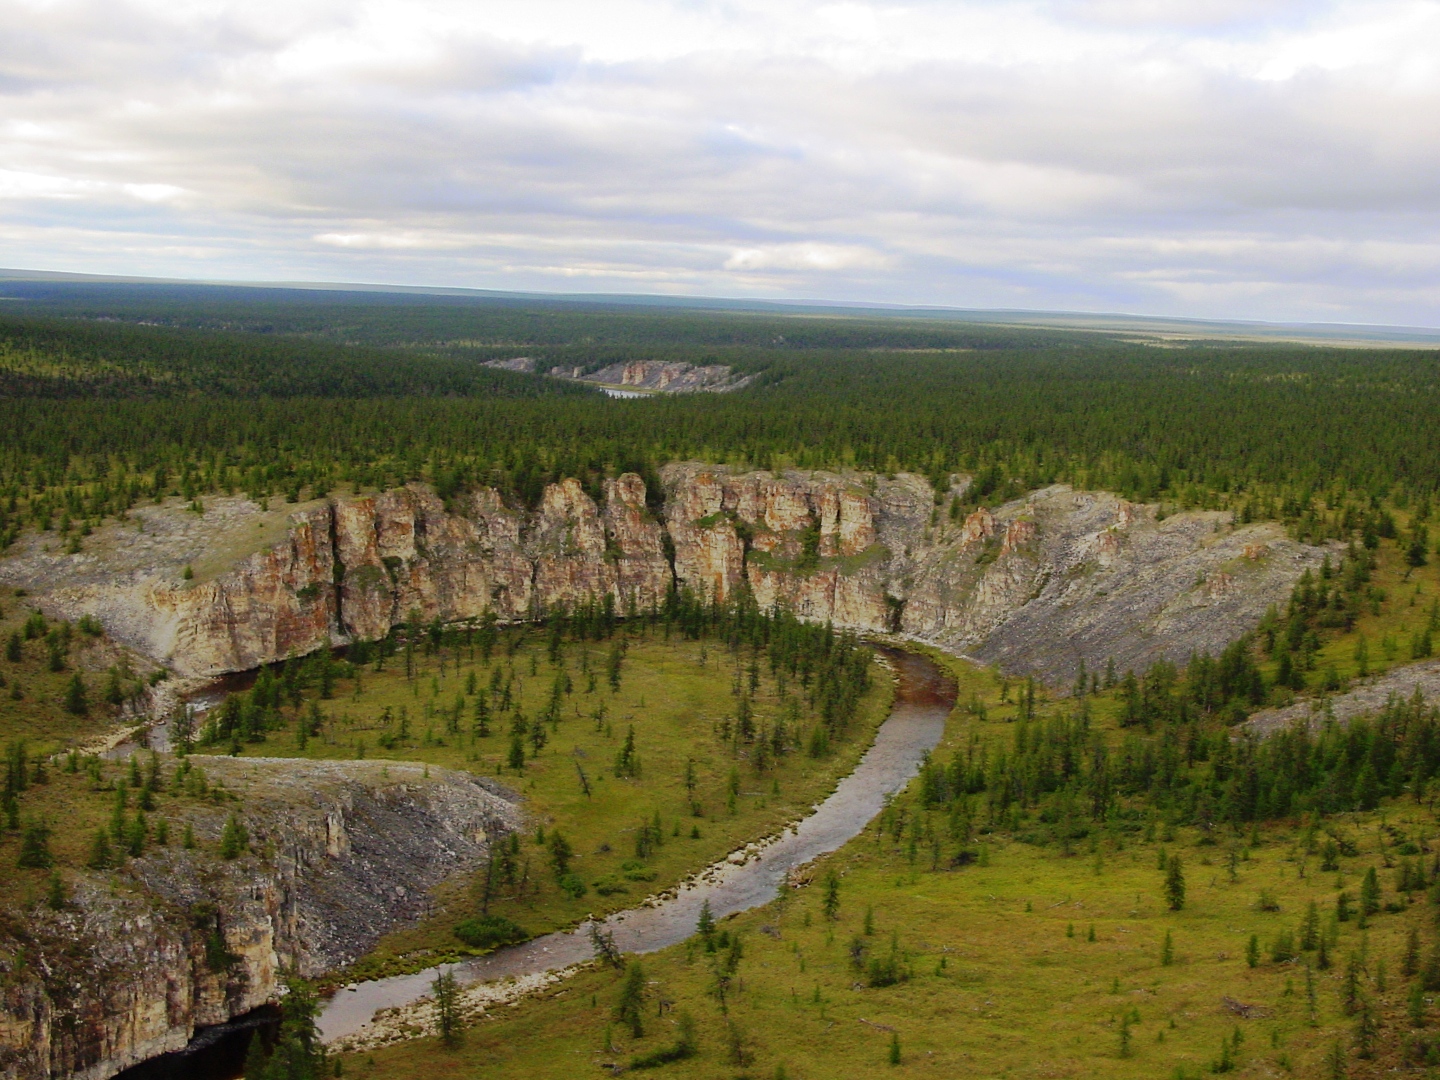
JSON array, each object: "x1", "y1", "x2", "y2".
[
  {"x1": 615, "y1": 960, "x2": 646, "y2": 1038},
  {"x1": 17, "y1": 820, "x2": 52, "y2": 868},
  {"x1": 433, "y1": 970, "x2": 460, "y2": 1048},
  {"x1": 1164, "y1": 855, "x2": 1186, "y2": 911},
  {"x1": 63, "y1": 672, "x2": 87, "y2": 715},
  {"x1": 1360, "y1": 867, "x2": 1381, "y2": 916},
  {"x1": 86, "y1": 827, "x2": 112, "y2": 869},
  {"x1": 823, "y1": 871, "x2": 841, "y2": 921},
  {"x1": 220, "y1": 814, "x2": 249, "y2": 859}
]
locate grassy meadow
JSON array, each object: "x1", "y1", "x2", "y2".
[
  {"x1": 339, "y1": 648, "x2": 1440, "y2": 1080},
  {"x1": 188, "y1": 624, "x2": 893, "y2": 985}
]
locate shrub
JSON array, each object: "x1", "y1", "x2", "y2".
[
  {"x1": 219, "y1": 813, "x2": 249, "y2": 859},
  {"x1": 630, "y1": 1012, "x2": 697, "y2": 1069},
  {"x1": 453, "y1": 914, "x2": 528, "y2": 950}
]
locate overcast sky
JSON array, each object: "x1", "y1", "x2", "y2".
[{"x1": 3, "y1": 0, "x2": 1440, "y2": 324}]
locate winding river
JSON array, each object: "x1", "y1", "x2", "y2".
[{"x1": 316, "y1": 647, "x2": 957, "y2": 1044}]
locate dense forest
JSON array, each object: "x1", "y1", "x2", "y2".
[{"x1": 2, "y1": 284, "x2": 1440, "y2": 555}]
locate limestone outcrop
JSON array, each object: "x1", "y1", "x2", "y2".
[
  {"x1": 660, "y1": 466, "x2": 1326, "y2": 686},
  {"x1": 484, "y1": 357, "x2": 752, "y2": 393},
  {"x1": 1244, "y1": 658, "x2": 1440, "y2": 738},
  {"x1": 2, "y1": 467, "x2": 1328, "y2": 687},
  {"x1": 0, "y1": 759, "x2": 519, "y2": 1080}
]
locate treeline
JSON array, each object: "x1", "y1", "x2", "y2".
[
  {"x1": 195, "y1": 587, "x2": 872, "y2": 765},
  {"x1": 0, "y1": 281, "x2": 1083, "y2": 351},
  {"x1": 907, "y1": 669, "x2": 1440, "y2": 856},
  {"x1": 0, "y1": 315, "x2": 592, "y2": 399},
  {"x1": 3, "y1": 302, "x2": 1440, "y2": 553}
]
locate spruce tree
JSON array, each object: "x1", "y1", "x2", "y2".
[
  {"x1": 16, "y1": 820, "x2": 52, "y2": 868},
  {"x1": 241, "y1": 1030, "x2": 268, "y2": 1080},
  {"x1": 548, "y1": 830, "x2": 574, "y2": 878},
  {"x1": 697, "y1": 899, "x2": 716, "y2": 944},
  {"x1": 822, "y1": 871, "x2": 841, "y2": 921},
  {"x1": 45, "y1": 870, "x2": 66, "y2": 910},
  {"x1": 1359, "y1": 867, "x2": 1381, "y2": 916},
  {"x1": 86, "y1": 827, "x2": 112, "y2": 869},
  {"x1": 433, "y1": 970, "x2": 460, "y2": 1047},
  {"x1": 63, "y1": 672, "x2": 87, "y2": 715},
  {"x1": 1299, "y1": 900, "x2": 1320, "y2": 951},
  {"x1": 1164, "y1": 855, "x2": 1185, "y2": 911},
  {"x1": 220, "y1": 814, "x2": 249, "y2": 859},
  {"x1": 614, "y1": 960, "x2": 646, "y2": 1038}
]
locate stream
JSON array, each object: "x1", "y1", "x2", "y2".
[{"x1": 316, "y1": 646, "x2": 956, "y2": 1044}]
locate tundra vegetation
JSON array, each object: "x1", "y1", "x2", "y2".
[
  {"x1": 187, "y1": 597, "x2": 889, "y2": 983},
  {"x1": 5, "y1": 285, "x2": 1440, "y2": 1077}
]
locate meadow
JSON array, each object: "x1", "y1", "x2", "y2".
[
  {"x1": 340, "y1": 647, "x2": 1438, "y2": 1080},
  {"x1": 175, "y1": 618, "x2": 891, "y2": 985}
]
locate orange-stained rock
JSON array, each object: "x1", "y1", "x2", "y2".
[
  {"x1": 14, "y1": 468, "x2": 1331, "y2": 693},
  {"x1": 959, "y1": 507, "x2": 996, "y2": 546},
  {"x1": 1001, "y1": 519, "x2": 1037, "y2": 555}
]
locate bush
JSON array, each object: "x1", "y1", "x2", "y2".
[
  {"x1": 218, "y1": 813, "x2": 248, "y2": 859},
  {"x1": 630, "y1": 1012, "x2": 697, "y2": 1069},
  {"x1": 453, "y1": 914, "x2": 528, "y2": 950},
  {"x1": 593, "y1": 875, "x2": 629, "y2": 896},
  {"x1": 558, "y1": 872, "x2": 588, "y2": 899}
]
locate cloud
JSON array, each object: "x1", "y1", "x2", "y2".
[
  {"x1": 1, "y1": 0, "x2": 1439, "y2": 323},
  {"x1": 724, "y1": 243, "x2": 891, "y2": 271}
]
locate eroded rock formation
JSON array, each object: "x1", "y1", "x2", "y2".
[
  {"x1": 0, "y1": 759, "x2": 518, "y2": 1080},
  {"x1": 4, "y1": 465, "x2": 1329, "y2": 688},
  {"x1": 484, "y1": 357, "x2": 752, "y2": 393}
]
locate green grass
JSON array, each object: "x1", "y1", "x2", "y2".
[
  {"x1": 0, "y1": 750, "x2": 244, "y2": 912},
  {"x1": 339, "y1": 651, "x2": 1436, "y2": 1080},
  {"x1": 0, "y1": 588, "x2": 134, "y2": 749},
  {"x1": 202, "y1": 629, "x2": 893, "y2": 985},
  {"x1": 1271, "y1": 530, "x2": 1440, "y2": 694}
]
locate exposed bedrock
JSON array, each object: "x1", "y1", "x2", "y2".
[
  {"x1": 0, "y1": 760, "x2": 519, "y2": 1080},
  {"x1": 4, "y1": 465, "x2": 1328, "y2": 689}
]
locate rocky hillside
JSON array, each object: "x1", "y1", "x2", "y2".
[
  {"x1": 1, "y1": 466, "x2": 1327, "y2": 688},
  {"x1": 0, "y1": 759, "x2": 519, "y2": 1080},
  {"x1": 484, "y1": 357, "x2": 752, "y2": 393},
  {"x1": 1244, "y1": 658, "x2": 1440, "y2": 737}
]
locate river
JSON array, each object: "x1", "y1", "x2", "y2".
[{"x1": 316, "y1": 646, "x2": 956, "y2": 1044}]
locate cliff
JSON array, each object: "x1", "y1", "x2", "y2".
[
  {"x1": 0, "y1": 758, "x2": 519, "y2": 1080},
  {"x1": 1, "y1": 466, "x2": 1327, "y2": 687},
  {"x1": 484, "y1": 358, "x2": 752, "y2": 393},
  {"x1": 661, "y1": 465, "x2": 1324, "y2": 686}
]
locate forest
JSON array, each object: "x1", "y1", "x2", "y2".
[
  {"x1": 1, "y1": 283, "x2": 1439, "y2": 557},
  {"x1": 6, "y1": 282, "x2": 1440, "y2": 1078}
]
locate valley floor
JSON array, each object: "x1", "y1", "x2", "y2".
[{"x1": 340, "y1": 651, "x2": 1440, "y2": 1080}]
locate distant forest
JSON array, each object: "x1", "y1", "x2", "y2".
[{"x1": 1, "y1": 282, "x2": 1439, "y2": 551}]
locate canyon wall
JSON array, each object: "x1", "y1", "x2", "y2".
[
  {"x1": 6, "y1": 465, "x2": 1328, "y2": 688},
  {"x1": 0, "y1": 759, "x2": 519, "y2": 1080}
]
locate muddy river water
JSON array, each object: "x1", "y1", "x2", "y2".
[{"x1": 316, "y1": 647, "x2": 956, "y2": 1044}]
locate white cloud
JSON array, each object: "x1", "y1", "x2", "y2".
[
  {"x1": 724, "y1": 243, "x2": 891, "y2": 271},
  {"x1": 1, "y1": 0, "x2": 1440, "y2": 323}
]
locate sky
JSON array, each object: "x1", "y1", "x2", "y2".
[{"x1": 3, "y1": 0, "x2": 1440, "y2": 324}]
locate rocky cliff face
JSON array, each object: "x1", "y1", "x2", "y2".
[
  {"x1": 659, "y1": 465, "x2": 1326, "y2": 686},
  {"x1": 5, "y1": 466, "x2": 1327, "y2": 688},
  {"x1": 484, "y1": 357, "x2": 752, "y2": 393},
  {"x1": 0, "y1": 759, "x2": 519, "y2": 1080}
]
